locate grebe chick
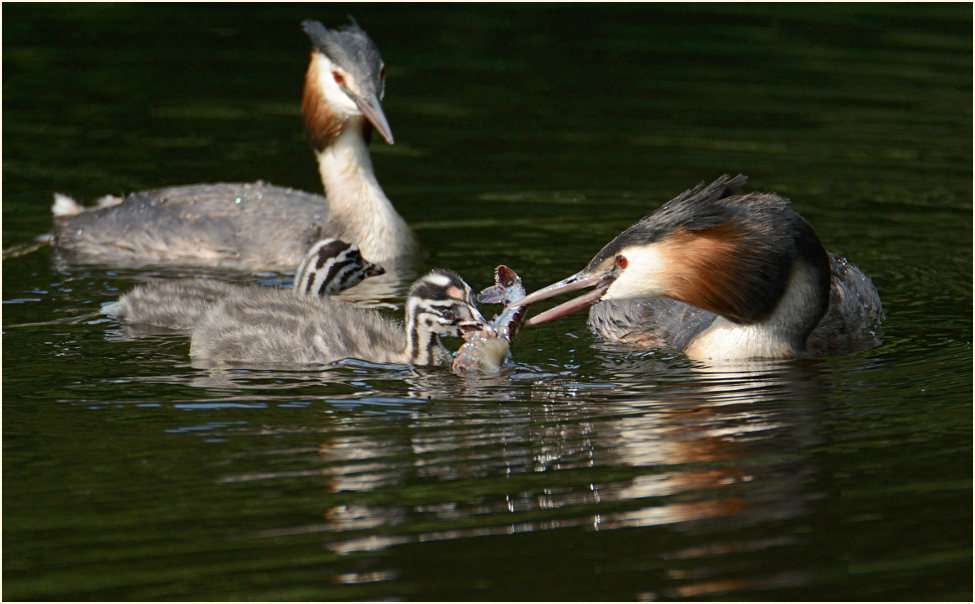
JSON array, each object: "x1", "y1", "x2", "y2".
[
  {"x1": 110, "y1": 238, "x2": 383, "y2": 331},
  {"x1": 51, "y1": 19, "x2": 418, "y2": 270},
  {"x1": 513, "y1": 174, "x2": 884, "y2": 361},
  {"x1": 189, "y1": 270, "x2": 488, "y2": 367}
]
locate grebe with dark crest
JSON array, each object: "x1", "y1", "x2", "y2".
[
  {"x1": 51, "y1": 19, "x2": 418, "y2": 270},
  {"x1": 513, "y1": 175, "x2": 884, "y2": 361}
]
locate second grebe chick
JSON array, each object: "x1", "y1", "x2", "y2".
[
  {"x1": 110, "y1": 238, "x2": 383, "y2": 331},
  {"x1": 51, "y1": 19, "x2": 418, "y2": 270},
  {"x1": 514, "y1": 174, "x2": 884, "y2": 361},
  {"x1": 189, "y1": 270, "x2": 488, "y2": 366}
]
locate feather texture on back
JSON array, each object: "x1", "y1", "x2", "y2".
[{"x1": 189, "y1": 291, "x2": 427, "y2": 365}]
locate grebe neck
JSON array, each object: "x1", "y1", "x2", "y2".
[
  {"x1": 402, "y1": 297, "x2": 448, "y2": 365},
  {"x1": 315, "y1": 122, "x2": 415, "y2": 262},
  {"x1": 683, "y1": 260, "x2": 828, "y2": 360}
]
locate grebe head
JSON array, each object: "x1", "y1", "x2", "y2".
[
  {"x1": 406, "y1": 270, "x2": 490, "y2": 339},
  {"x1": 301, "y1": 19, "x2": 394, "y2": 147},
  {"x1": 293, "y1": 238, "x2": 385, "y2": 297},
  {"x1": 516, "y1": 175, "x2": 832, "y2": 347}
]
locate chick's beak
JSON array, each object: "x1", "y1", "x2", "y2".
[
  {"x1": 353, "y1": 92, "x2": 395, "y2": 144},
  {"x1": 512, "y1": 269, "x2": 616, "y2": 327},
  {"x1": 364, "y1": 262, "x2": 386, "y2": 277},
  {"x1": 457, "y1": 301, "x2": 491, "y2": 335}
]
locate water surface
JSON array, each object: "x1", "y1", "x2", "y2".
[{"x1": 3, "y1": 4, "x2": 971, "y2": 600}]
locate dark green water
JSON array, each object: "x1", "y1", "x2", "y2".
[{"x1": 3, "y1": 4, "x2": 971, "y2": 600}]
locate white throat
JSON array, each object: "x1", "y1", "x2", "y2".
[
  {"x1": 683, "y1": 261, "x2": 825, "y2": 361},
  {"x1": 315, "y1": 126, "x2": 415, "y2": 262}
]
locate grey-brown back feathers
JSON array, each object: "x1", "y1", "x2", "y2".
[
  {"x1": 189, "y1": 291, "x2": 415, "y2": 366},
  {"x1": 110, "y1": 279, "x2": 251, "y2": 332},
  {"x1": 110, "y1": 261, "x2": 483, "y2": 367},
  {"x1": 109, "y1": 237, "x2": 383, "y2": 331},
  {"x1": 190, "y1": 269, "x2": 485, "y2": 367}
]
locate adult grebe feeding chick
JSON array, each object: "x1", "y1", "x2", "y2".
[
  {"x1": 51, "y1": 19, "x2": 418, "y2": 270},
  {"x1": 513, "y1": 174, "x2": 884, "y2": 361}
]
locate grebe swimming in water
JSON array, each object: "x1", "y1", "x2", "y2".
[
  {"x1": 109, "y1": 237, "x2": 383, "y2": 331},
  {"x1": 188, "y1": 269, "x2": 487, "y2": 367},
  {"x1": 513, "y1": 174, "x2": 884, "y2": 361},
  {"x1": 51, "y1": 19, "x2": 418, "y2": 271}
]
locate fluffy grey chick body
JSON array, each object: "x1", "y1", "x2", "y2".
[
  {"x1": 190, "y1": 270, "x2": 486, "y2": 366},
  {"x1": 109, "y1": 238, "x2": 383, "y2": 331}
]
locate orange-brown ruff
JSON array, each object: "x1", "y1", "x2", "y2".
[
  {"x1": 302, "y1": 53, "x2": 346, "y2": 151},
  {"x1": 50, "y1": 20, "x2": 417, "y2": 270},
  {"x1": 518, "y1": 174, "x2": 883, "y2": 361}
]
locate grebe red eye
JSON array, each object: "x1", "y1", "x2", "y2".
[
  {"x1": 615, "y1": 255, "x2": 628, "y2": 269},
  {"x1": 379, "y1": 66, "x2": 386, "y2": 80},
  {"x1": 332, "y1": 71, "x2": 345, "y2": 85}
]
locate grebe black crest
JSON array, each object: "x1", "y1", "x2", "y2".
[
  {"x1": 50, "y1": 19, "x2": 418, "y2": 271},
  {"x1": 514, "y1": 174, "x2": 883, "y2": 361}
]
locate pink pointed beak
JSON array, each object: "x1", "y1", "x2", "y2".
[
  {"x1": 508, "y1": 269, "x2": 615, "y2": 327},
  {"x1": 354, "y1": 92, "x2": 395, "y2": 145}
]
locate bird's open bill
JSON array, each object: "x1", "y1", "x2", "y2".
[
  {"x1": 512, "y1": 270, "x2": 615, "y2": 327},
  {"x1": 457, "y1": 301, "x2": 492, "y2": 335},
  {"x1": 458, "y1": 319, "x2": 485, "y2": 335},
  {"x1": 354, "y1": 92, "x2": 395, "y2": 145}
]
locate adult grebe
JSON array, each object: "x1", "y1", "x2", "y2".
[
  {"x1": 189, "y1": 270, "x2": 487, "y2": 366},
  {"x1": 109, "y1": 238, "x2": 383, "y2": 331},
  {"x1": 51, "y1": 19, "x2": 418, "y2": 270},
  {"x1": 513, "y1": 174, "x2": 884, "y2": 361}
]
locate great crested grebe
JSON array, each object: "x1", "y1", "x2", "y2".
[
  {"x1": 109, "y1": 237, "x2": 383, "y2": 331},
  {"x1": 51, "y1": 19, "x2": 418, "y2": 270},
  {"x1": 513, "y1": 174, "x2": 884, "y2": 361},
  {"x1": 189, "y1": 269, "x2": 488, "y2": 366}
]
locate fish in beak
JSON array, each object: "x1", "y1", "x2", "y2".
[{"x1": 512, "y1": 268, "x2": 617, "y2": 327}]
